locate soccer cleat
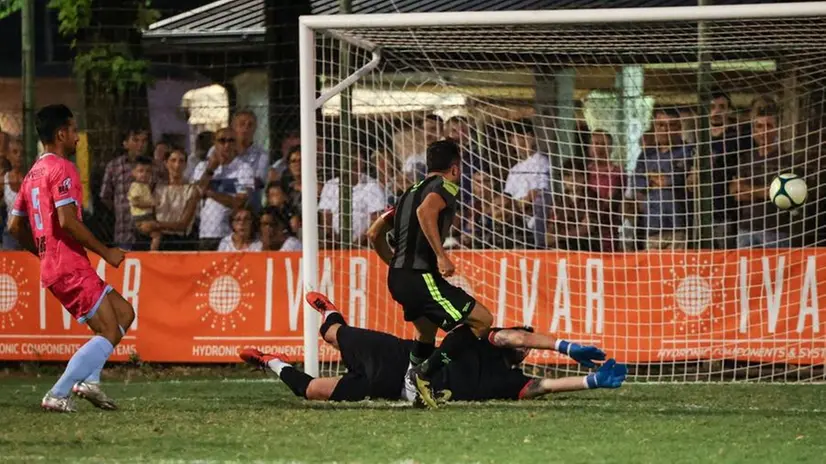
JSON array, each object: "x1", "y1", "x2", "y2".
[
  {"x1": 41, "y1": 392, "x2": 77, "y2": 413},
  {"x1": 434, "y1": 389, "x2": 452, "y2": 405},
  {"x1": 240, "y1": 347, "x2": 285, "y2": 373},
  {"x1": 73, "y1": 382, "x2": 118, "y2": 410},
  {"x1": 305, "y1": 291, "x2": 339, "y2": 315},
  {"x1": 407, "y1": 368, "x2": 438, "y2": 409}
]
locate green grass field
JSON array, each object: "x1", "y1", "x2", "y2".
[{"x1": 1, "y1": 368, "x2": 825, "y2": 463}]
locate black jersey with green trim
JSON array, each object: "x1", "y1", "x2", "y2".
[
  {"x1": 430, "y1": 339, "x2": 531, "y2": 401},
  {"x1": 389, "y1": 175, "x2": 459, "y2": 273}
]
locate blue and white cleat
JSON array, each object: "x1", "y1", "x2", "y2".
[
  {"x1": 41, "y1": 392, "x2": 77, "y2": 413},
  {"x1": 73, "y1": 382, "x2": 118, "y2": 410}
]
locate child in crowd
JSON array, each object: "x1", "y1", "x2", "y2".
[{"x1": 128, "y1": 156, "x2": 161, "y2": 250}]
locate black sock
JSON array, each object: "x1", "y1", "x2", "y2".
[
  {"x1": 319, "y1": 312, "x2": 346, "y2": 338},
  {"x1": 280, "y1": 366, "x2": 314, "y2": 399},
  {"x1": 409, "y1": 341, "x2": 435, "y2": 366},
  {"x1": 419, "y1": 325, "x2": 477, "y2": 377}
]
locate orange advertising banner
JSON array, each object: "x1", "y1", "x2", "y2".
[{"x1": 0, "y1": 250, "x2": 824, "y2": 365}]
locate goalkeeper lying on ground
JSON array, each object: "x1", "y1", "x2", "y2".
[{"x1": 240, "y1": 292, "x2": 626, "y2": 403}]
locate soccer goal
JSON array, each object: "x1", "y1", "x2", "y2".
[{"x1": 298, "y1": 3, "x2": 826, "y2": 381}]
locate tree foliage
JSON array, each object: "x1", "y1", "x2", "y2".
[
  {"x1": 2, "y1": 0, "x2": 159, "y2": 95},
  {"x1": 48, "y1": 0, "x2": 159, "y2": 95}
]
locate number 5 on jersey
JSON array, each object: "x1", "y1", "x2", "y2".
[{"x1": 31, "y1": 187, "x2": 44, "y2": 231}]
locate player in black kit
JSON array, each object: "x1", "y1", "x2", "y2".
[
  {"x1": 377, "y1": 140, "x2": 496, "y2": 408},
  {"x1": 239, "y1": 292, "x2": 626, "y2": 403},
  {"x1": 365, "y1": 139, "x2": 607, "y2": 408}
]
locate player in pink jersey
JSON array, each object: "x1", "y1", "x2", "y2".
[{"x1": 7, "y1": 105, "x2": 136, "y2": 413}]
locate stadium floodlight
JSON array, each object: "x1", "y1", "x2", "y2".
[{"x1": 299, "y1": 3, "x2": 826, "y2": 379}]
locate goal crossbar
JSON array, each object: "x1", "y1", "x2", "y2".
[{"x1": 299, "y1": 2, "x2": 826, "y2": 29}]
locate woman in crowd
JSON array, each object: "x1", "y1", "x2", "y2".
[
  {"x1": 260, "y1": 207, "x2": 302, "y2": 251},
  {"x1": 219, "y1": 206, "x2": 262, "y2": 252},
  {"x1": 1, "y1": 137, "x2": 24, "y2": 249},
  {"x1": 154, "y1": 148, "x2": 200, "y2": 250},
  {"x1": 279, "y1": 145, "x2": 303, "y2": 213}
]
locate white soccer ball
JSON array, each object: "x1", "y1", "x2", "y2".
[{"x1": 769, "y1": 173, "x2": 808, "y2": 210}]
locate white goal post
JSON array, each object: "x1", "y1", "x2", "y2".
[{"x1": 299, "y1": 3, "x2": 826, "y2": 380}]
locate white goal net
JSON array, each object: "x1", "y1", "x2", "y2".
[{"x1": 300, "y1": 4, "x2": 826, "y2": 382}]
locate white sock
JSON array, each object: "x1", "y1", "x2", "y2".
[
  {"x1": 267, "y1": 359, "x2": 290, "y2": 376},
  {"x1": 322, "y1": 310, "x2": 338, "y2": 321}
]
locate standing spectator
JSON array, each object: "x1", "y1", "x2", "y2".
[
  {"x1": 128, "y1": 156, "x2": 161, "y2": 251},
  {"x1": 504, "y1": 119, "x2": 551, "y2": 202},
  {"x1": 0, "y1": 131, "x2": 8, "y2": 157},
  {"x1": 585, "y1": 131, "x2": 624, "y2": 252},
  {"x1": 153, "y1": 139, "x2": 170, "y2": 171},
  {"x1": 632, "y1": 108, "x2": 691, "y2": 250},
  {"x1": 185, "y1": 131, "x2": 214, "y2": 181},
  {"x1": 372, "y1": 146, "x2": 406, "y2": 208},
  {"x1": 731, "y1": 106, "x2": 796, "y2": 248},
  {"x1": 2, "y1": 137, "x2": 24, "y2": 249},
  {"x1": 101, "y1": 126, "x2": 163, "y2": 249},
  {"x1": 402, "y1": 114, "x2": 442, "y2": 180},
  {"x1": 548, "y1": 162, "x2": 599, "y2": 251},
  {"x1": 231, "y1": 110, "x2": 269, "y2": 187},
  {"x1": 446, "y1": 116, "x2": 483, "y2": 205},
  {"x1": 260, "y1": 207, "x2": 302, "y2": 251},
  {"x1": 218, "y1": 206, "x2": 262, "y2": 252},
  {"x1": 193, "y1": 128, "x2": 255, "y2": 251},
  {"x1": 155, "y1": 148, "x2": 200, "y2": 250},
  {"x1": 318, "y1": 155, "x2": 386, "y2": 247},
  {"x1": 462, "y1": 171, "x2": 516, "y2": 249},
  {"x1": 269, "y1": 131, "x2": 301, "y2": 183},
  {"x1": 279, "y1": 145, "x2": 304, "y2": 214},
  {"x1": 503, "y1": 119, "x2": 551, "y2": 244},
  {"x1": 687, "y1": 92, "x2": 753, "y2": 248}
]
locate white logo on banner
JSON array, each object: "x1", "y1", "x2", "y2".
[
  {"x1": 0, "y1": 257, "x2": 31, "y2": 330},
  {"x1": 665, "y1": 255, "x2": 725, "y2": 335},
  {"x1": 195, "y1": 258, "x2": 254, "y2": 331}
]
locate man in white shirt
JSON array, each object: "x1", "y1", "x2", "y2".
[
  {"x1": 204, "y1": 110, "x2": 269, "y2": 188},
  {"x1": 402, "y1": 114, "x2": 443, "y2": 181},
  {"x1": 318, "y1": 158, "x2": 387, "y2": 247},
  {"x1": 504, "y1": 120, "x2": 551, "y2": 236},
  {"x1": 193, "y1": 128, "x2": 255, "y2": 250}
]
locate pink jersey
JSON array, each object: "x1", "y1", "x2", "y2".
[{"x1": 12, "y1": 154, "x2": 91, "y2": 286}]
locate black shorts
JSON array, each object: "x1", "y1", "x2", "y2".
[
  {"x1": 387, "y1": 268, "x2": 476, "y2": 331},
  {"x1": 432, "y1": 339, "x2": 532, "y2": 402},
  {"x1": 329, "y1": 325, "x2": 411, "y2": 401}
]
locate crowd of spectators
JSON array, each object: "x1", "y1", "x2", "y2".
[{"x1": 0, "y1": 92, "x2": 821, "y2": 253}]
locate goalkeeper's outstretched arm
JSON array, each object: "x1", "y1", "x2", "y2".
[
  {"x1": 366, "y1": 208, "x2": 395, "y2": 265},
  {"x1": 518, "y1": 359, "x2": 627, "y2": 400},
  {"x1": 489, "y1": 328, "x2": 606, "y2": 368}
]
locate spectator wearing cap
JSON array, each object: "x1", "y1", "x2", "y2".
[{"x1": 193, "y1": 128, "x2": 255, "y2": 250}]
